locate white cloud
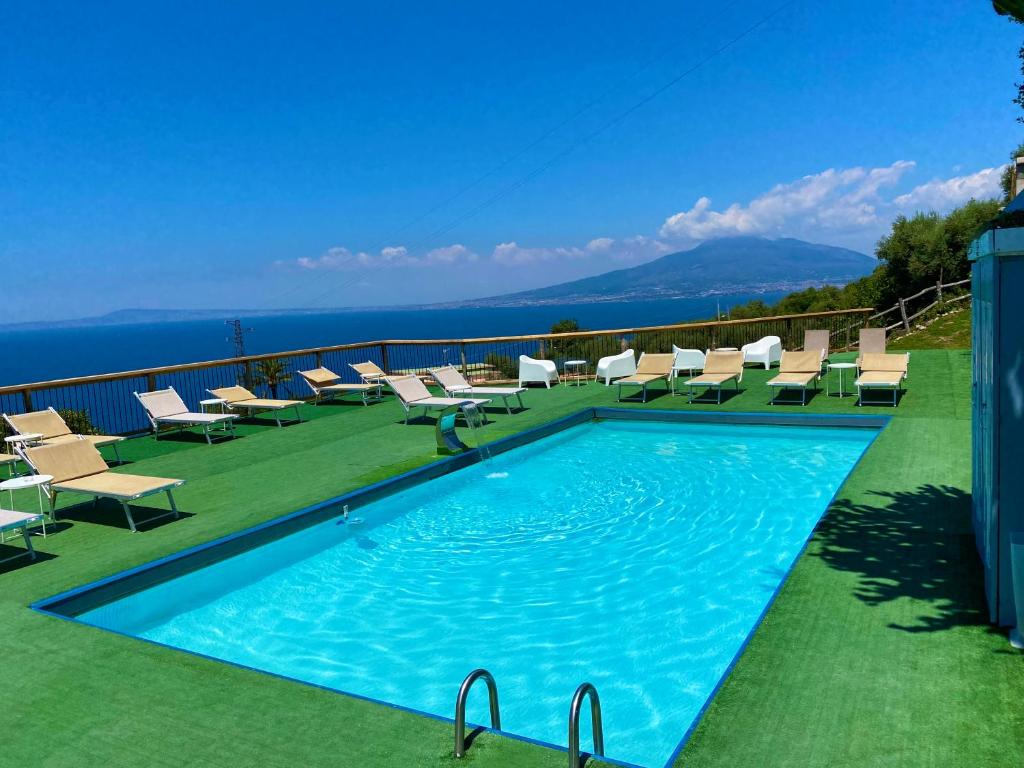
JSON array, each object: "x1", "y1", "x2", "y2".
[
  {"x1": 491, "y1": 241, "x2": 586, "y2": 265},
  {"x1": 294, "y1": 243, "x2": 477, "y2": 270},
  {"x1": 893, "y1": 166, "x2": 1003, "y2": 211},
  {"x1": 586, "y1": 237, "x2": 614, "y2": 252},
  {"x1": 659, "y1": 161, "x2": 916, "y2": 241}
]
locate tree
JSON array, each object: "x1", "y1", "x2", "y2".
[
  {"x1": 1000, "y1": 142, "x2": 1024, "y2": 201},
  {"x1": 253, "y1": 358, "x2": 291, "y2": 398}
]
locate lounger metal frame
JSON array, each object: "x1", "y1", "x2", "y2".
[
  {"x1": 686, "y1": 378, "x2": 741, "y2": 405},
  {"x1": 133, "y1": 390, "x2": 238, "y2": 444}
]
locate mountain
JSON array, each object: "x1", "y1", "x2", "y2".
[{"x1": 450, "y1": 236, "x2": 876, "y2": 307}]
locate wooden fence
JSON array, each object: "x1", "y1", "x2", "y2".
[{"x1": 0, "y1": 307, "x2": 874, "y2": 436}]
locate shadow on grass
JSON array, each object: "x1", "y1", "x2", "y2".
[
  {"x1": 814, "y1": 484, "x2": 995, "y2": 635},
  {"x1": 57, "y1": 499, "x2": 194, "y2": 532},
  {"x1": 0, "y1": 546, "x2": 56, "y2": 574}
]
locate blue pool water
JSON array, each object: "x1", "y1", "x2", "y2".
[{"x1": 79, "y1": 420, "x2": 876, "y2": 767}]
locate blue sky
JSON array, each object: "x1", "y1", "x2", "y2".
[{"x1": 2, "y1": 0, "x2": 1021, "y2": 320}]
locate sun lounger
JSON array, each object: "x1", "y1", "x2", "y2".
[
  {"x1": 350, "y1": 361, "x2": 388, "y2": 386},
  {"x1": 683, "y1": 351, "x2": 745, "y2": 404},
  {"x1": 208, "y1": 386, "x2": 303, "y2": 427},
  {"x1": 430, "y1": 365, "x2": 525, "y2": 415},
  {"x1": 299, "y1": 368, "x2": 383, "y2": 406},
  {"x1": 856, "y1": 328, "x2": 886, "y2": 369},
  {"x1": 855, "y1": 352, "x2": 909, "y2": 407},
  {"x1": 0, "y1": 509, "x2": 45, "y2": 565},
  {"x1": 3, "y1": 407, "x2": 124, "y2": 464},
  {"x1": 766, "y1": 351, "x2": 822, "y2": 405},
  {"x1": 615, "y1": 353, "x2": 675, "y2": 403},
  {"x1": 23, "y1": 439, "x2": 184, "y2": 533},
  {"x1": 386, "y1": 374, "x2": 490, "y2": 425},
  {"x1": 803, "y1": 329, "x2": 831, "y2": 369},
  {"x1": 134, "y1": 387, "x2": 238, "y2": 443}
]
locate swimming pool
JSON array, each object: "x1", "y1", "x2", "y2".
[{"x1": 57, "y1": 415, "x2": 878, "y2": 767}]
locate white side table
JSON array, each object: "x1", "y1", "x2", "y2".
[
  {"x1": 827, "y1": 362, "x2": 857, "y2": 397},
  {"x1": 199, "y1": 398, "x2": 227, "y2": 414},
  {"x1": 5, "y1": 433, "x2": 44, "y2": 451},
  {"x1": 0, "y1": 474, "x2": 54, "y2": 537},
  {"x1": 563, "y1": 360, "x2": 588, "y2": 387}
]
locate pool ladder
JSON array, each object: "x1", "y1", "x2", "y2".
[{"x1": 453, "y1": 670, "x2": 605, "y2": 768}]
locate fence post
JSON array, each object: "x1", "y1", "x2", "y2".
[
  {"x1": 379, "y1": 343, "x2": 390, "y2": 374},
  {"x1": 898, "y1": 298, "x2": 910, "y2": 331},
  {"x1": 936, "y1": 279, "x2": 943, "y2": 307},
  {"x1": 315, "y1": 350, "x2": 323, "y2": 368},
  {"x1": 538, "y1": 339, "x2": 546, "y2": 359},
  {"x1": 459, "y1": 343, "x2": 469, "y2": 377},
  {"x1": 243, "y1": 360, "x2": 254, "y2": 388},
  {"x1": 21, "y1": 389, "x2": 32, "y2": 412},
  {"x1": 845, "y1": 321, "x2": 851, "y2": 352},
  {"x1": 146, "y1": 374, "x2": 157, "y2": 392}
]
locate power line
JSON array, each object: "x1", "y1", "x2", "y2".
[{"x1": 293, "y1": 0, "x2": 798, "y2": 309}]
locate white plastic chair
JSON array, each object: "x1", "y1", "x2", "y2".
[
  {"x1": 518, "y1": 355, "x2": 559, "y2": 388},
  {"x1": 740, "y1": 335, "x2": 783, "y2": 369},
  {"x1": 670, "y1": 346, "x2": 706, "y2": 395},
  {"x1": 595, "y1": 349, "x2": 636, "y2": 385}
]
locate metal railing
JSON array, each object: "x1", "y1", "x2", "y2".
[
  {"x1": 454, "y1": 668, "x2": 501, "y2": 758},
  {"x1": 0, "y1": 308, "x2": 873, "y2": 437},
  {"x1": 568, "y1": 682, "x2": 604, "y2": 768}
]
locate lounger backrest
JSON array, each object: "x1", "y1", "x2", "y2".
[
  {"x1": 431, "y1": 365, "x2": 469, "y2": 390},
  {"x1": 351, "y1": 361, "x2": 385, "y2": 378},
  {"x1": 4, "y1": 408, "x2": 70, "y2": 439},
  {"x1": 136, "y1": 388, "x2": 188, "y2": 419},
  {"x1": 24, "y1": 439, "x2": 107, "y2": 483},
  {"x1": 780, "y1": 351, "x2": 823, "y2": 374},
  {"x1": 861, "y1": 353, "x2": 908, "y2": 373},
  {"x1": 635, "y1": 353, "x2": 675, "y2": 376},
  {"x1": 859, "y1": 328, "x2": 886, "y2": 355},
  {"x1": 298, "y1": 368, "x2": 340, "y2": 387},
  {"x1": 386, "y1": 374, "x2": 432, "y2": 404},
  {"x1": 803, "y1": 330, "x2": 830, "y2": 358},
  {"x1": 703, "y1": 351, "x2": 744, "y2": 375},
  {"x1": 209, "y1": 386, "x2": 256, "y2": 403}
]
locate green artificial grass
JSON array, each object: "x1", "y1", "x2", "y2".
[{"x1": 1, "y1": 350, "x2": 1016, "y2": 768}]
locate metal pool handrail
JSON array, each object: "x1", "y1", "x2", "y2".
[
  {"x1": 454, "y1": 668, "x2": 501, "y2": 758},
  {"x1": 568, "y1": 682, "x2": 605, "y2": 768}
]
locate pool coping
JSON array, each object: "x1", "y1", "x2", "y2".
[{"x1": 32, "y1": 408, "x2": 891, "y2": 768}]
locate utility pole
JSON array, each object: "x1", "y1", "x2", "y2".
[{"x1": 225, "y1": 319, "x2": 254, "y2": 387}]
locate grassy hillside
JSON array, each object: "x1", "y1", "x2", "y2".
[{"x1": 889, "y1": 306, "x2": 971, "y2": 350}]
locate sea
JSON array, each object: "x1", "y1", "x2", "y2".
[{"x1": 0, "y1": 292, "x2": 786, "y2": 386}]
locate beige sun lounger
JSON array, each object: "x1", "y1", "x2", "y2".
[
  {"x1": 855, "y1": 352, "x2": 909, "y2": 407},
  {"x1": 683, "y1": 351, "x2": 745, "y2": 404},
  {"x1": 430, "y1": 365, "x2": 525, "y2": 415},
  {"x1": 803, "y1": 329, "x2": 831, "y2": 369},
  {"x1": 350, "y1": 361, "x2": 388, "y2": 386},
  {"x1": 23, "y1": 439, "x2": 184, "y2": 533},
  {"x1": 385, "y1": 374, "x2": 490, "y2": 425},
  {"x1": 134, "y1": 387, "x2": 238, "y2": 443},
  {"x1": 208, "y1": 386, "x2": 303, "y2": 427},
  {"x1": 615, "y1": 353, "x2": 675, "y2": 403},
  {"x1": 3, "y1": 408, "x2": 125, "y2": 464},
  {"x1": 299, "y1": 368, "x2": 383, "y2": 406},
  {"x1": 856, "y1": 328, "x2": 886, "y2": 369},
  {"x1": 766, "y1": 351, "x2": 822, "y2": 405},
  {"x1": 0, "y1": 509, "x2": 45, "y2": 565}
]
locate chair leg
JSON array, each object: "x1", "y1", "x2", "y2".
[
  {"x1": 516, "y1": 393, "x2": 524, "y2": 411},
  {"x1": 503, "y1": 397, "x2": 512, "y2": 416},
  {"x1": 166, "y1": 489, "x2": 179, "y2": 519},
  {"x1": 112, "y1": 442, "x2": 122, "y2": 465},
  {"x1": 120, "y1": 501, "x2": 138, "y2": 533}
]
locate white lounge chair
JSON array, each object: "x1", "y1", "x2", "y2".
[
  {"x1": 386, "y1": 374, "x2": 491, "y2": 425},
  {"x1": 298, "y1": 367, "x2": 383, "y2": 406},
  {"x1": 430, "y1": 366, "x2": 525, "y2": 415},
  {"x1": 855, "y1": 352, "x2": 909, "y2": 407},
  {"x1": 23, "y1": 439, "x2": 185, "y2": 533},
  {"x1": 595, "y1": 349, "x2": 636, "y2": 385},
  {"x1": 766, "y1": 351, "x2": 822, "y2": 405},
  {"x1": 740, "y1": 335, "x2": 782, "y2": 369},
  {"x1": 0, "y1": 509, "x2": 45, "y2": 565},
  {"x1": 518, "y1": 355, "x2": 559, "y2": 388},
  {"x1": 683, "y1": 351, "x2": 745, "y2": 404},
  {"x1": 615, "y1": 353, "x2": 675, "y2": 403},
  {"x1": 3, "y1": 408, "x2": 125, "y2": 464},
  {"x1": 208, "y1": 386, "x2": 303, "y2": 427},
  {"x1": 134, "y1": 387, "x2": 239, "y2": 443},
  {"x1": 670, "y1": 346, "x2": 706, "y2": 394},
  {"x1": 350, "y1": 361, "x2": 389, "y2": 386}
]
